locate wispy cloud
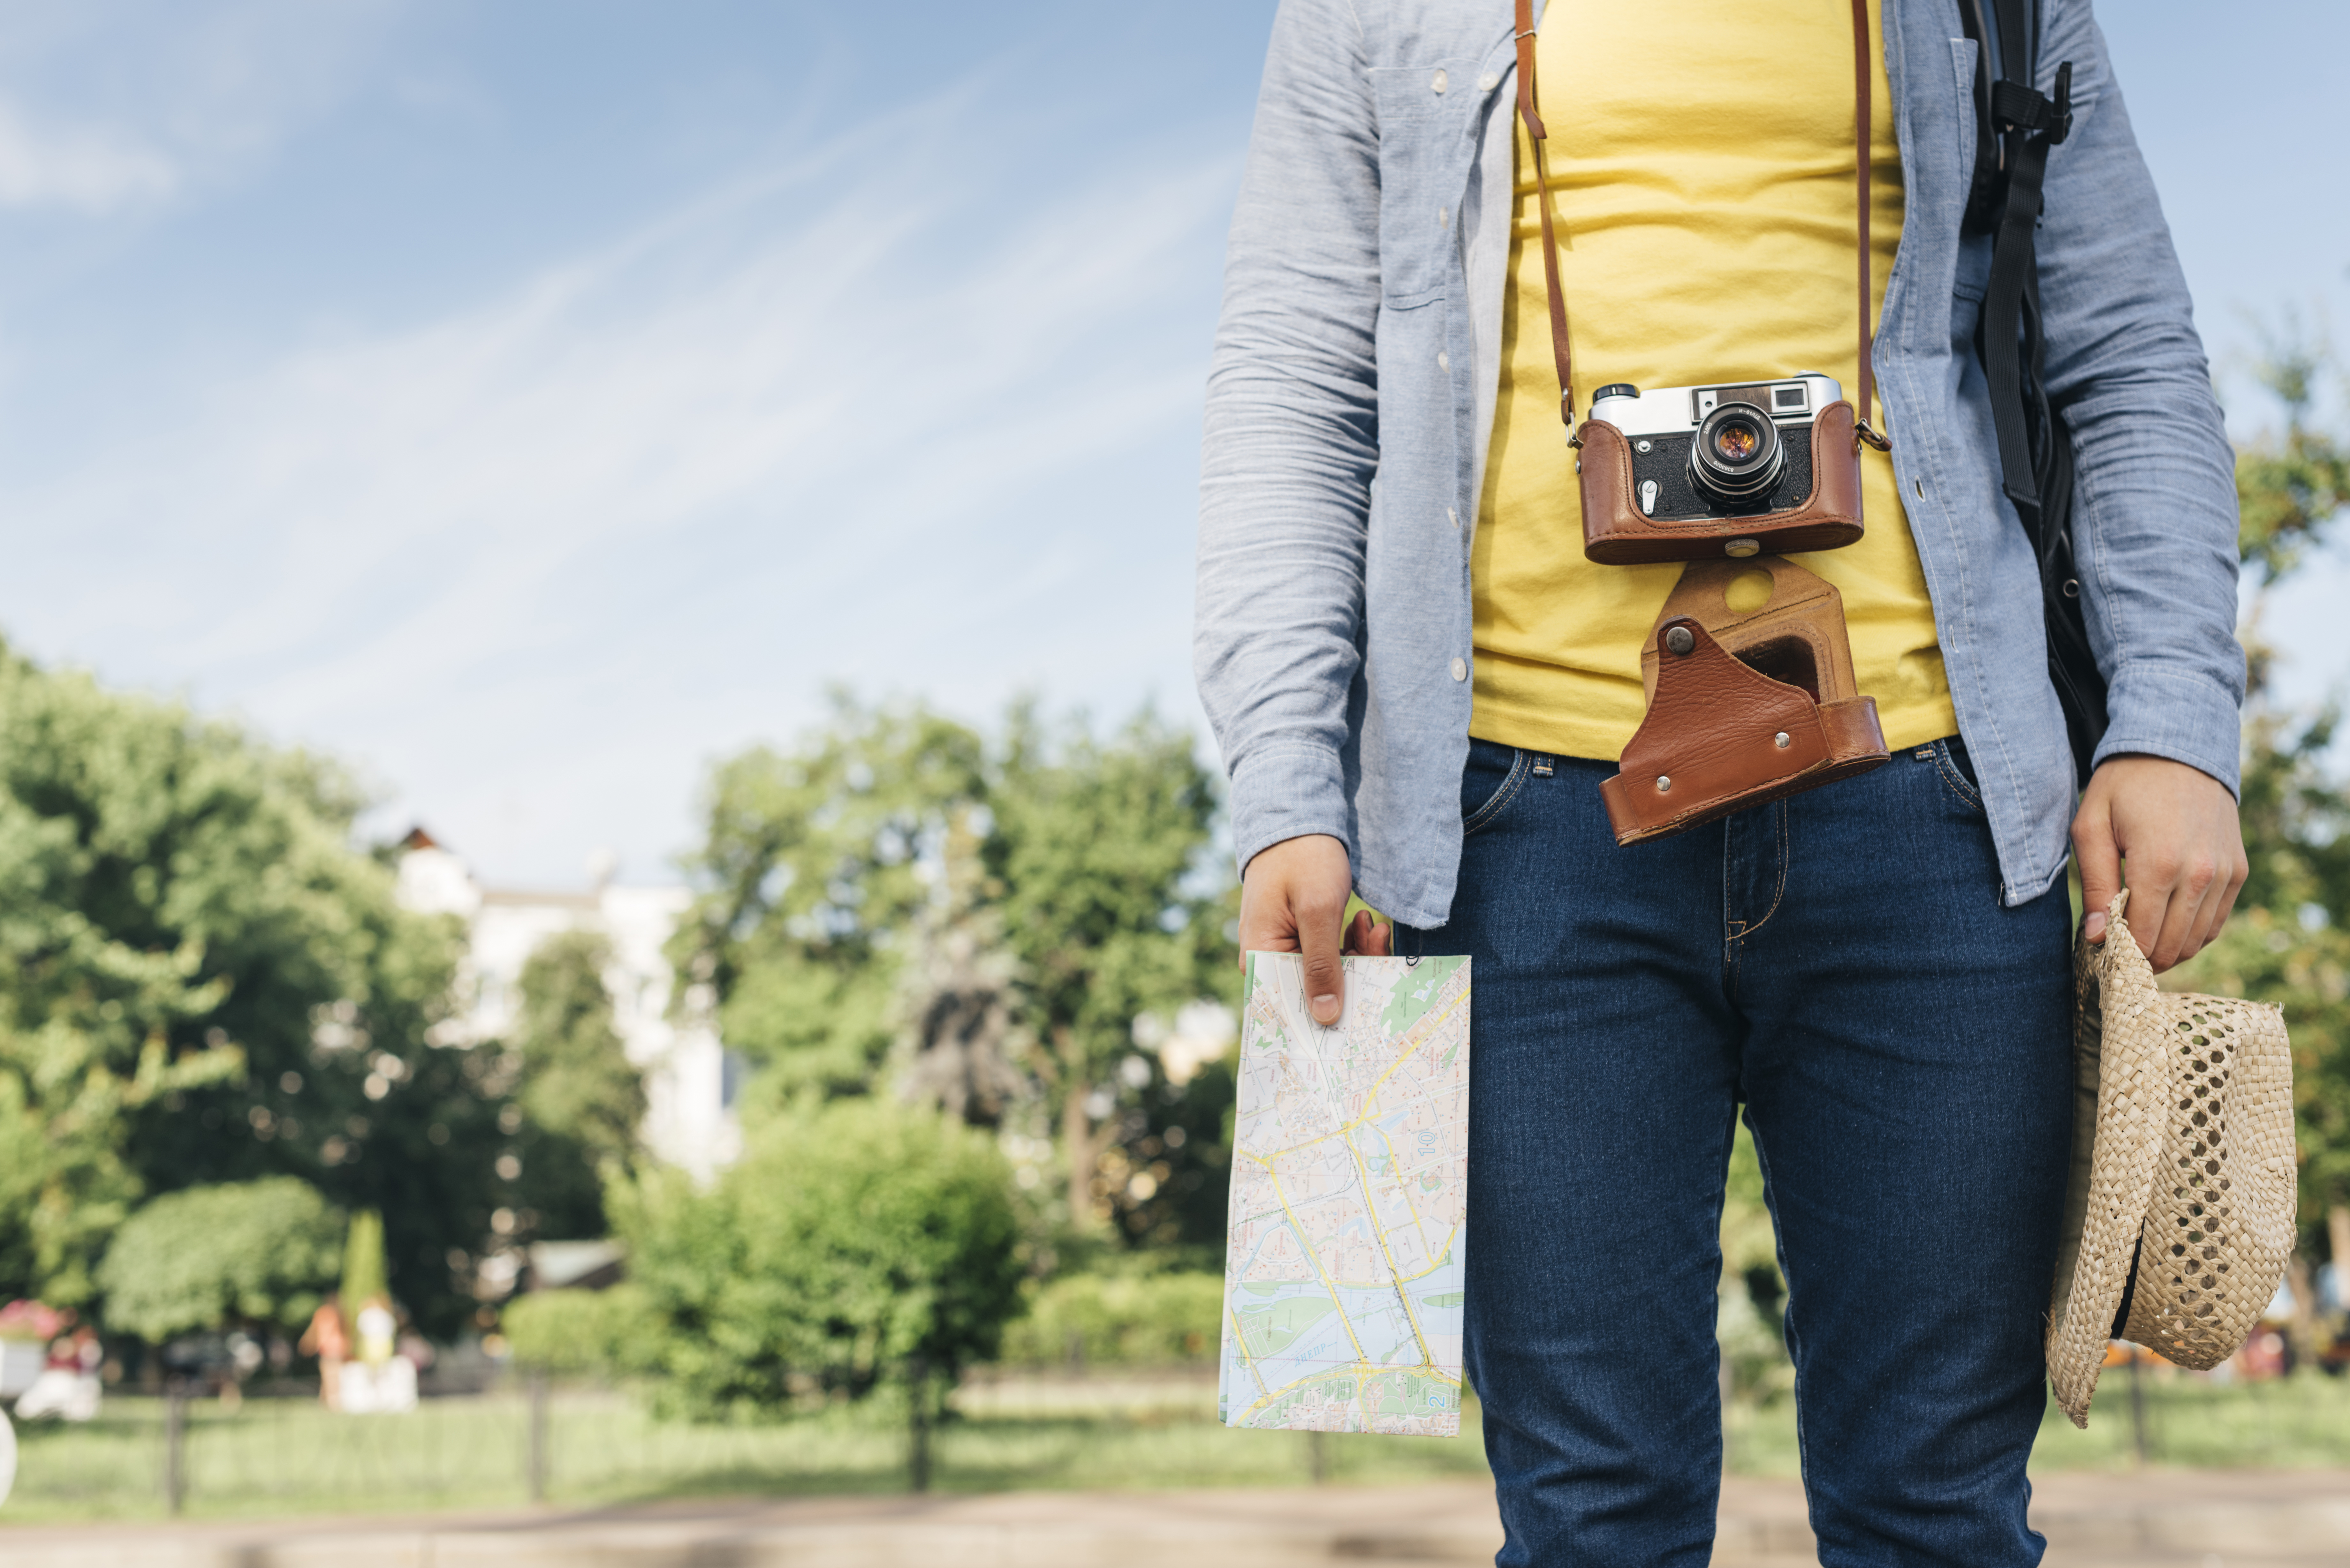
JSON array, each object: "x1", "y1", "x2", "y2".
[
  {"x1": 0, "y1": 0, "x2": 398, "y2": 215},
  {"x1": 0, "y1": 98, "x2": 175, "y2": 212},
  {"x1": 2, "y1": 86, "x2": 1237, "y2": 884}
]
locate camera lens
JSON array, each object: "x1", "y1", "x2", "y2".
[{"x1": 1687, "y1": 403, "x2": 1785, "y2": 507}]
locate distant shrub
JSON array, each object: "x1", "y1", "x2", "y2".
[
  {"x1": 997, "y1": 1271, "x2": 1224, "y2": 1368},
  {"x1": 618, "y1": 1099, "x2": 1026, "y2": 1420},
  {"x1": 97, "y1": 1178, "x2": 342, "y2": 1341},
  {"x1": 501, "y1": 1283, "x2": 654, "y2": 1375}
]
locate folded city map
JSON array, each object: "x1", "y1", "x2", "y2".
[{"x1": 1218, "y1": 952, "x2": 1471, "y2": 1436}]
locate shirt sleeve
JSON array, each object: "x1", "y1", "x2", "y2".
[
  {"x1": 2032, "y1": 0, "x2": 2245, "y2": 793},
  {"x1": 1194, "y1": 0, "x2": 1381, "y2": 875}
]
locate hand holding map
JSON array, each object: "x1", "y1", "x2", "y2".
[{"x1": 1218, "y1": 952, "x2": 1471, "y2": 1436}]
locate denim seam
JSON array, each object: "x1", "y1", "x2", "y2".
[
  {"x1": 1747, "y1": 1126, "x2": 1815, "y2": 1544},
  {"x1": 1932, "y1": 739, "x2": 1986, "y2": 814},
  {"x1": 1727, "y1": 803, "x2": 1792, "y2": 949},
  {"x1": 1462, "y1": 747, "x2": 1531, "y2": 836}
]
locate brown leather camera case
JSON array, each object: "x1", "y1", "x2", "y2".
[
  {"x1": 1579, "y1": 402, "x2": 1867, "y2": 565},
  {"x1": 1600, "y1": 558, "x2": 1890, "y2": 845}
]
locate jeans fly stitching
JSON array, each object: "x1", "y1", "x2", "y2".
[
  {"x1": 1728, "y1": 803, "x2": 1793, "y2": 954},
  {"x1": 1463, "y1": 747, "x2": 1533, "y2": 836}
]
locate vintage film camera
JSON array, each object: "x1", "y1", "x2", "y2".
[
  {"x1": 1589, "y1": 374, "x2": 1841, "y2": 524},
  {"x1": 1575, "y1": 374, "x2": 1867, "y2": 566}
]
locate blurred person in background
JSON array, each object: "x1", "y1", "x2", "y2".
[{"x1": 299, "y1": 1294, "x2": 348, "y2": 1411}]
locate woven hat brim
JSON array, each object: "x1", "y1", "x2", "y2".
[
  {"x1": 2045, "y1": 893, "x2": 2167, "y2": 1426},
  {"x1": 2044, "y1": 893, "x2": 2295, "y2": 1426}
]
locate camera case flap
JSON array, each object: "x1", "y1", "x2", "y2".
[
  {"x1": 1600, "y1": 557, "x2": 1890, "y2": 845},
  {"x1": 1579, "y1": 398, "x2": 1866, "y2": 566}
]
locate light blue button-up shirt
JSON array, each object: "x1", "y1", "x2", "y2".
[{"x1": 1195, "y1": 0, "x2": 2241, "y2": 929}]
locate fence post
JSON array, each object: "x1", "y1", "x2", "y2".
[
  {"x1": 2125, "y1": 1346, "x2": 2150, "y2": 1466},
  {"x1": 907, "y1": 1357, "x2": 933, "y2": 1494},
  {"x1": 527, "y1": 1368, "x2": 550, "y2": 1504},
  {"x1": 163, "y1": 1390, "x2": 187, "y2": 1516}
]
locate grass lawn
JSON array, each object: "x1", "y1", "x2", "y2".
[{"x1": 4, "y1": 1370, "x2": 2346, "y2": 1525}]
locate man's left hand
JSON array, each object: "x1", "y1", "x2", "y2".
[{"x1": 2072, "y1": 754, "x2": 2249, "y2": 973}]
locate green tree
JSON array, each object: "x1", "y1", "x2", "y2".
[
  {"x1": 94, "y1": 1177, "x2": 342, "y2": 1342},
  {"x1": 671, "y1": 695, "x2": 989, "y2": 1104},
  {"x1": 509, "y1": 930, "x2": 645, "y2": 1240},
  {"x1": 617, "y1": 1099, "x2": 1024, "y2": 1488},
  {"x1": 0, "y1": 645, "x2": 495, "y2": 1331},
  {"x1": 987, "y1": 706, "x2": 1232, "y2": 1240}
]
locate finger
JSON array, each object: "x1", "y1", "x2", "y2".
[
  {"x1": 2156, "y1": 851, "x2": 2228, "y2": 972},
  {"x1": 1363, "y1": 916, "x2": 1393, "y2": 957},
  {"x1": 2072, "y1": 795, "x2": 2122, "y2": 946},
  {"x1": 1298, "y1": 889, "x2": 1348, "y2": 1027},
  {"x1": 2126, "y1": 871, "x2": 2174, "y2": 967},
  {"x1": 1237, "y1": 867, "x2": 1302, "y2": 961},
  {"x1": 2131, "y1": 841, "x2": 2201, "y2": 969},
  {"x1": 1343, "y1": 910, "x2": 1393, "y2": 957}
]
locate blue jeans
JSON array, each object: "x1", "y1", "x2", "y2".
[{"x1": 1413, "y1": 738, "x2": 2071, "y2": 1566}]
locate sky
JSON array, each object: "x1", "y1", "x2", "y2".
[{"x1": 0, "y1": 0, "x2": 2341, "y2": 891}]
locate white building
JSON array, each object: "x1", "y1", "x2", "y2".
[{"x1": 394, "y1": 830, "x2": 740, "y2": 1181}]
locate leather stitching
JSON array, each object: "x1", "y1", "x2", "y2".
[{"x1": 1462, "y1": 747, "x2": 1532, "y2": 836}]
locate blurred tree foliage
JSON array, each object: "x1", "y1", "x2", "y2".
[
  {"x1": 987, "y1": 704, "x2": 1233, "y2": 1241},
  {"x1": 616, "y1": 1099, "x2": 1022, "y2": 1483},
  {"x1": 674, "y1": 695, "x2": 1238, "y2": 1251},
  {"x1": 95, "y1": 1177, "x2": 342, "y2": 1343},
  {"x1": 508, "y1": 930, "x2": 644, "y2": 1241},
  {"x1": 675, "y1": 695, "x2": 990, "y2": 1104},
  {"x1": 0, "y1": 644, "x2": 497, "y2": 1335},
  {"x1": 2172, "y1": 331, "x2": 2350, "y2": 1254}
]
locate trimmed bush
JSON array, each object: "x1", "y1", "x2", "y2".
[
  {"x1": 97, "y1": 1178, "x2": 342, "y2": 1341},
  {"x1": 997, "y1": 1271, "x2": 1224, "y2": 1369},
  {"x1": 501, "y1": 1282, "x2": 654, "y2": 1375},
  {"x1": 618, "y1": 1099, "x2": 1026, "y2": 1420}
]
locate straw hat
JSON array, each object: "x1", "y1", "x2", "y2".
[{"x1": 2045, "y1": 893, "x2": 2296, "y2": 1425}]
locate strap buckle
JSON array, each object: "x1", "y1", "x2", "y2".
[
  {"x1": 1990, "y1": 62, "x2": 2073, "y2": 145},
  {"x1": 1854, "y1": 419, "x2": 1891, "y2": 454}
]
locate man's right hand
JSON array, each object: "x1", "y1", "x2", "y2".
[{"x1": 1238, "y1": 834, "x2": 1389, "y2": 1026}]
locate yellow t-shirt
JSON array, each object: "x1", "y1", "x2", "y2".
[{"x1": 1471, "y1": 0, "x2": 1956, "y2": 759}]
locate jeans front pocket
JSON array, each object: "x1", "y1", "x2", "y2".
[
  {"x1": 1463, "y1": 739, "x2": 1535, "y2": 837},
  {"x1": 1929, "y1": 736, "x2": 1985, "y2": 815}
]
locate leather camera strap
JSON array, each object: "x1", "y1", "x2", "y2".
[{"x1": 1511, "y1": 0, "x2": 1892, "y2": 452}]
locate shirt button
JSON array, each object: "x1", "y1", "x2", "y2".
[
  {"x1": 1477, "y1": 72, "x2": 1501, "y2": 92},
  {"x1": 1437, "y1": 351, "x2": 1450, "y2": 372},
  {"x1": 1431, "y1": 69, "x2": 1448, "y2": 94},
  {"x1": 1437, "y1": 206, "x2": 1448, "y2": 229},
  {"x1": 1448, "y1": 507, "x2": 1460, "y2": 530},
  {"x1": 1450, "y1": 657, "x2": 1467, "y2": 682}
]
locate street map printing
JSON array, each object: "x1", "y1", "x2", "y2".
[{"x1": 1218, "y1": 952, "x2": 1471, "y2": 1436}]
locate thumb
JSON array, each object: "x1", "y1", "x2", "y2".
[
  {"x1": 2074, "y1": 793, "x2": 2120, "y2": 946},
  {"x1": 1301, "y1": 898, "x2": 1347, "y2": 1027}
]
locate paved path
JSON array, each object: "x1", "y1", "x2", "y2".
[{"x1": 4, "y1": 1470, "x2": 2347, "y2": 1565}]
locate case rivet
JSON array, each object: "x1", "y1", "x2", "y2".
[
  {"x1": 1774, "y1": 731, "x2": 1791, "y2": 749},
  {"x1": 1664, "y1": 625, "x2": 1695, "y2": 656},
  {"x1": 1656, "y1": 776, "x2": 1672, "y2": 793},
  {"x1": 1725, "y1": 538, "x2": 1761, "y2": 558}
]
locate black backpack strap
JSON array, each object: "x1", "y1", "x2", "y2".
[{"x1": 1972, "y1": 0, "x2": 2107, "y2": 782}]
